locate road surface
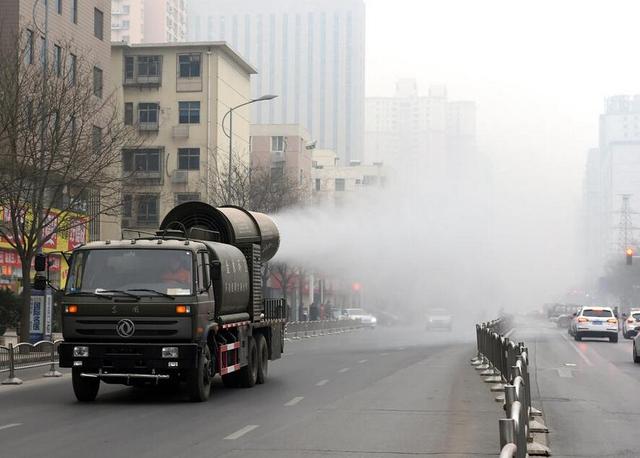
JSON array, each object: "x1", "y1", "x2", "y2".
[{"x1": 0, "y1": 325, "x2": 500, "y2": 458}]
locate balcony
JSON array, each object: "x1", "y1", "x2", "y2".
[
  {"x1": 123, "y1": 75, "x2": 162, "y2": 87},
  {"x1": 124, "y1": 171, "x2": 163, "y2": 186},
  {"x1": 138, "y1": 121, "x2": 159, "y2": 132}
]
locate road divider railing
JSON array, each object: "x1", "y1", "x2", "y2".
[
  {"x1": 471, "y1": 319, "x2": 550, "y2": 458},
  {"x1": 285, "y1": 319, "x2": 365, "y2": 339},
  {"x1": 1, "y1": 340, "x2": 63, "y2": 385}
]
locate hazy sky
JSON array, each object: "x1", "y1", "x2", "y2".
[{"x1": 365, "y1": 0, "x2": 640, "y2": 200}]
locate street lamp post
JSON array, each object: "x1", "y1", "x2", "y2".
[{"x1": 222, "y1": 94, "x2": 277, "y2": 202}]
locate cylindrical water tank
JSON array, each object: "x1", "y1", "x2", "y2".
[{"x1": 159, "y1": 202, "x2": 280, "y2": 261}]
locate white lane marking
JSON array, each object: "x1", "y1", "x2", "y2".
[
  {"x1": 0, "y1": 423, "x2": 21, "y2": 432},
  {"x1": 564, "y1": 363, "x2": 576, "y2": 367},
  {"x1": 357, "y1": 359, "x2": 368, "y2": 364},
  {"x1": 504, "y1": 328, "x2": 515, "y2": 338},
  {"x1": 284, "y1": 396, "x2": 304, "y2": 406},
  {"x1": 338, "y1": 367, "x2": 350, "y2": 373},
  {"x1": 380, "y1": 352, "x2": 389, "y2": 356},
  {"x1": 224, "y1": 424, "x2": 259, "y2": 440},
  {"x1": 316, "y1": 379, "x2": 329, "y2": 386},
  {"x1": 398, "y1": 347, "x2": 405, "y2": 351},
  {"x1": 557, "y1": 368, "x2": 573, "y2": 378},
  {"x1": 561, "y1": 334, "x2": 594, "y2": 367}
]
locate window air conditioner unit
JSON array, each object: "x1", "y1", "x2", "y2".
[{"x1": 172, "y1": 170, "x2": 188, "y2": 184}]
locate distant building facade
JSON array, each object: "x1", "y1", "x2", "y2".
[
  {"x1": 365, "y1": 79, "x2": 476, "y2": 184},
  {"x1": 111, "y1": 0, "x2": 187, "y2": 43},
  {"x1": 585, "y1": 95, "x2": 640, "y2": 277},
  {"x1": 111, "y1": 41, "x2": 255, "y2": 231},
  {"x1": 250, "y1": 124, "x2": 312, "y2": 195},
  {"x1": 187, "y1": 0, "x2": 366, "y2": 164}
]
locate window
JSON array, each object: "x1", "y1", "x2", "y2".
[
  {"x1": 122, "y1": 20, "x2": 130, "y2": 30},
  {"x1": 177, "y1": 148, "x2": 200, "y2": 170},
  {"x1": 136, "y1": 195, "x2": 159, "y2": 226},
  {"x1": 178, "y1": 53, "x2": 201, "y2": 78},
  {"x1": 335, "y1": 178, "x2": 345, "y2": 191},
  {"x1": 175, "y1": 193, "x2": 200, "y2": 205},
  {"x1": 122, "y1": 194, "x2": 132, "y2": 217},
  {"x1": 72, "y1": 0, "x2": 77, "y2": 23},
  {"x1": 197, "y1": 251, "x2": 209, "y2": 291},
  {"x1": 137, "y1": 55, "x2": 161, "y2": 77},
  {"x1": 56, "y1": 0, "x2": 62, "y2": 14},
  {"x1": 582, "y1": 309, "x2": 613, "y2": 318},
  {"x1": 123, "y1": 149, "x2": 161, "y2": 173},
  {"x1": 26, "y1": 30, "x2": 34, "y2": 64},
  {"x1": 93, "y1": 66, "x2": 103, "y2": 98},
  {"x1": 178, "y1": 101, "x2": 200, "y2": 124},
  {"x1": 25, "y1": 101, "x2": 34, "y2": 129},
  {"x1": 70, "y1": 116, "x2": 76, "y2": 139},
  {"x1": 122, "y1": 5, "x2": 130, "y2": 13},
  {"x1": 124, "y1": 56, "x2": 134, "y2": 80},
  {"x1": 54, "y1": 44, "x2": 62, "y2": 76},
  {"x1": 40, "y1": 36, "x2": 46, "y2": 68},
  {"x1": 138, "y1": 103, "x2": 159, "y2": 123},
  {"x1": 94, "y1": 8, "x2": 104, "y2": 40},
  {"x1": 315, "y1": 178, "x2": 321, "y2": 191},
  {"x1": 92, "y1": 126, "x2": 102, "y2": 154},
  {"x1": 271, "y1": 136, "x2": 284, "y2": 152},
  {"x1": 124, "y1": 103, "x2": 133, "y2": 125},
  {"x1": 69, "y1": 53, "x2": 77, "y2": 85}
]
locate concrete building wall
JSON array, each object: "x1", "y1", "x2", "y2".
[
  {"x1": 187, "y1": 0, "x2": 366, "y2": 164},
  {"x1": 111, "y1": 42, "x2": 255, "y2": 231},
  {"x1": 111, "y1": 0, "x2": 186, "y2": 44}
]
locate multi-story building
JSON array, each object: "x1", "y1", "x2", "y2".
[
  {"x1": 250, "y1": 124, "x2": 312, "y2": 194},
  {"x1": 111, "y1": 41, "x2": 256, "y2": 231},
  {"x1": 365, "y1": 79, "x2": 476, "y2": 184},
  {"x1": 311, "y1": 149, "x2": 387, "y2": 205},
  {"x1": 187, "y1": 0, "x2": 366, "y2": 164},
  {"x1": 111, "y1": 0, "x2": 187, "y2": 44},
  {"x1": 585, "y1": 95, "x2": 640, "y2": 277}
]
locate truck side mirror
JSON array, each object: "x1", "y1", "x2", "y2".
[
  {"x1": 210, "y1": 261, "x2": 221, "y2": 280},
  {"x1": 35, "y1": 253, "x2": 47, "y2": 272}
]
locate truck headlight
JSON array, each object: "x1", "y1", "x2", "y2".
[
  {"x1": 162, "y1": 347, "x2": 179, "y2": 358},
  {"x1": 73, "y1": 346, "x2": 89, "y2": 357}
]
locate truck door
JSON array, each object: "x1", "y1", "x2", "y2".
[{"x1": 197, "y1": 251, "x2": 215, "y2": 320}]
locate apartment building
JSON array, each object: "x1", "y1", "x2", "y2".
[
  {"x1": 111, "y1": 41, "x2": 256, "y2": 231},
  {"x1": 250, "y1": 124, "x2": 312, "y2": 193},
  {"x1": 311, "y1": 149, "x2": 387, "y2": 205},
  {"x1": 111, "y1": 0, "x2": 187, "y2": 43}
]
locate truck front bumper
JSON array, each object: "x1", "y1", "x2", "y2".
[{"x1": 58, "y1": 342, "x2": 199, "y2": 372}]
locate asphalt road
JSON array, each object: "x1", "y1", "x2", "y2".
[
  {"x1": 0, "y1": 324, "x2": 501, "y2": 458},
  {"x1": 513, "y1": 318, "x2": 640, "y2": 458}
]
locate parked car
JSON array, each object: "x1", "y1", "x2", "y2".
[
  {"x1": 622, "y1": 310, "x2": 640, "y2": 339},
  {"x1": 343, "y1": 308, "x2": 377, "y2": 328},
  {"x1": 556, "y1": 305, "x2": 580, "y2": 328},
  {"x1": 425, "y1": 308, "x2": 453, "y2": 331},
  {"x1": 570, "y1": 306, "x2": 618, "y2": 343}
]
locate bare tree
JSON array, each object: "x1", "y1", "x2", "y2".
[
  {"x1": 0, "y1": 31, "x2": 137, "y2": 340},
  {"x1": 204, "y1": 150, "x2": 309, "y2": 213}
]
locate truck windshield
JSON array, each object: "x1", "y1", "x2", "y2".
[{"x1": 66, "y1": 249, "x2": 194, "y2": 296}]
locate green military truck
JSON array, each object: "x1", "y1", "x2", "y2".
[{"x1": 39, "y1": 203, "x2": 286, "y2": 402}]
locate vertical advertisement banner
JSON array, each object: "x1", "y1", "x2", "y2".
[
  {"x1": 45, "y1": 292, "x2": 53, "y2": 338},
  {"x1": 29, "y1": 291, "x2": 45, "y2": 342}
]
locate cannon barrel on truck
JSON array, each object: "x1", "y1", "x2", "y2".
[{"x1": 47, "y1": 202, "x2": 286, "y2": 402}]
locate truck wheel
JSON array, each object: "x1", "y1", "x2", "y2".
[
  {"x1": 238, "y1": 336, "x2": 258, "y2": 388},
  {"x1": 187, "y1": 345, "x2": 213, "y2": 402},
  {"x1": 72, "y1": 368, "x2": 100, "y2": 402},
  {"x1": 256, "y1": 334, "x2": 268, "y2": 384},
  {"x1": 634, "y1": 342, "x2": 640, "y2": 363}
]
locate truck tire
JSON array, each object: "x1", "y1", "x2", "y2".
[
  {"x1": 256, "y1": 334, "x2": 268, "y2": 384},
  {"x1": 187, "y1": 345, "x2": 213, "y2": 402},
  {"x1": 237, "y1": 336, "x2": 258, "y2": 388},
  {"x1": 72, "y1": 368, "x2": 100, "y2": 402},
  {"x1": 634, "y1": 342, "x2": 640, "y2": 363}
]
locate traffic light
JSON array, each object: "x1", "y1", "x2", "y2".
[{"x1": 626, "y1": 248, "x2": 634, "y2": 265}]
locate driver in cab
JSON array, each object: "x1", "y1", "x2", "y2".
[{"x1": 162, "y1": 256, "x2": 192, "y2": 287}]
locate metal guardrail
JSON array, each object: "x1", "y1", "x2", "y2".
[
  {"x1": 285, "y1": 319, "x2": 366, "y2": 339},
  {"x1": 471, "y1": 319, "x2": 550, "y2": 457},
  {"x1": 1, "y1": 340, "x2": 63, "y2": 385}
]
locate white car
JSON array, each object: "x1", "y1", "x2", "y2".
[
  {"x1": 425, "y1": 308, "x2": 453, "y2": 331},
  {"x1": 622, "y1": 310, "x2": 640, "y2": 339},
  {"x1": 344, "y1": 308, "x2": 377, "y2": 328},
  {"x1": 572, "y1": 306, "x2": 618, "y2": 343}
]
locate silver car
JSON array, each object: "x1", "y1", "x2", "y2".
[
  {"x1": 425, "y1": 308, "x2": 453, "y2": 331},
  {"x1": 344, "y1": 308, "x2": 377, "y2": 328},
  {"x1": 622, "y1": 310, "x2": 640, "y2": 339}
]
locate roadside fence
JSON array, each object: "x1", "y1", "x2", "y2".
[
  {"x1": 471, "y1": 318, "x2": 550, "y2": 458},
  {"x1": 285, "y1": 319, "x2": 366, "y2": 339},
  {"x1": 1, "y1": 340, "x2": 63, "y2": 385}
]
